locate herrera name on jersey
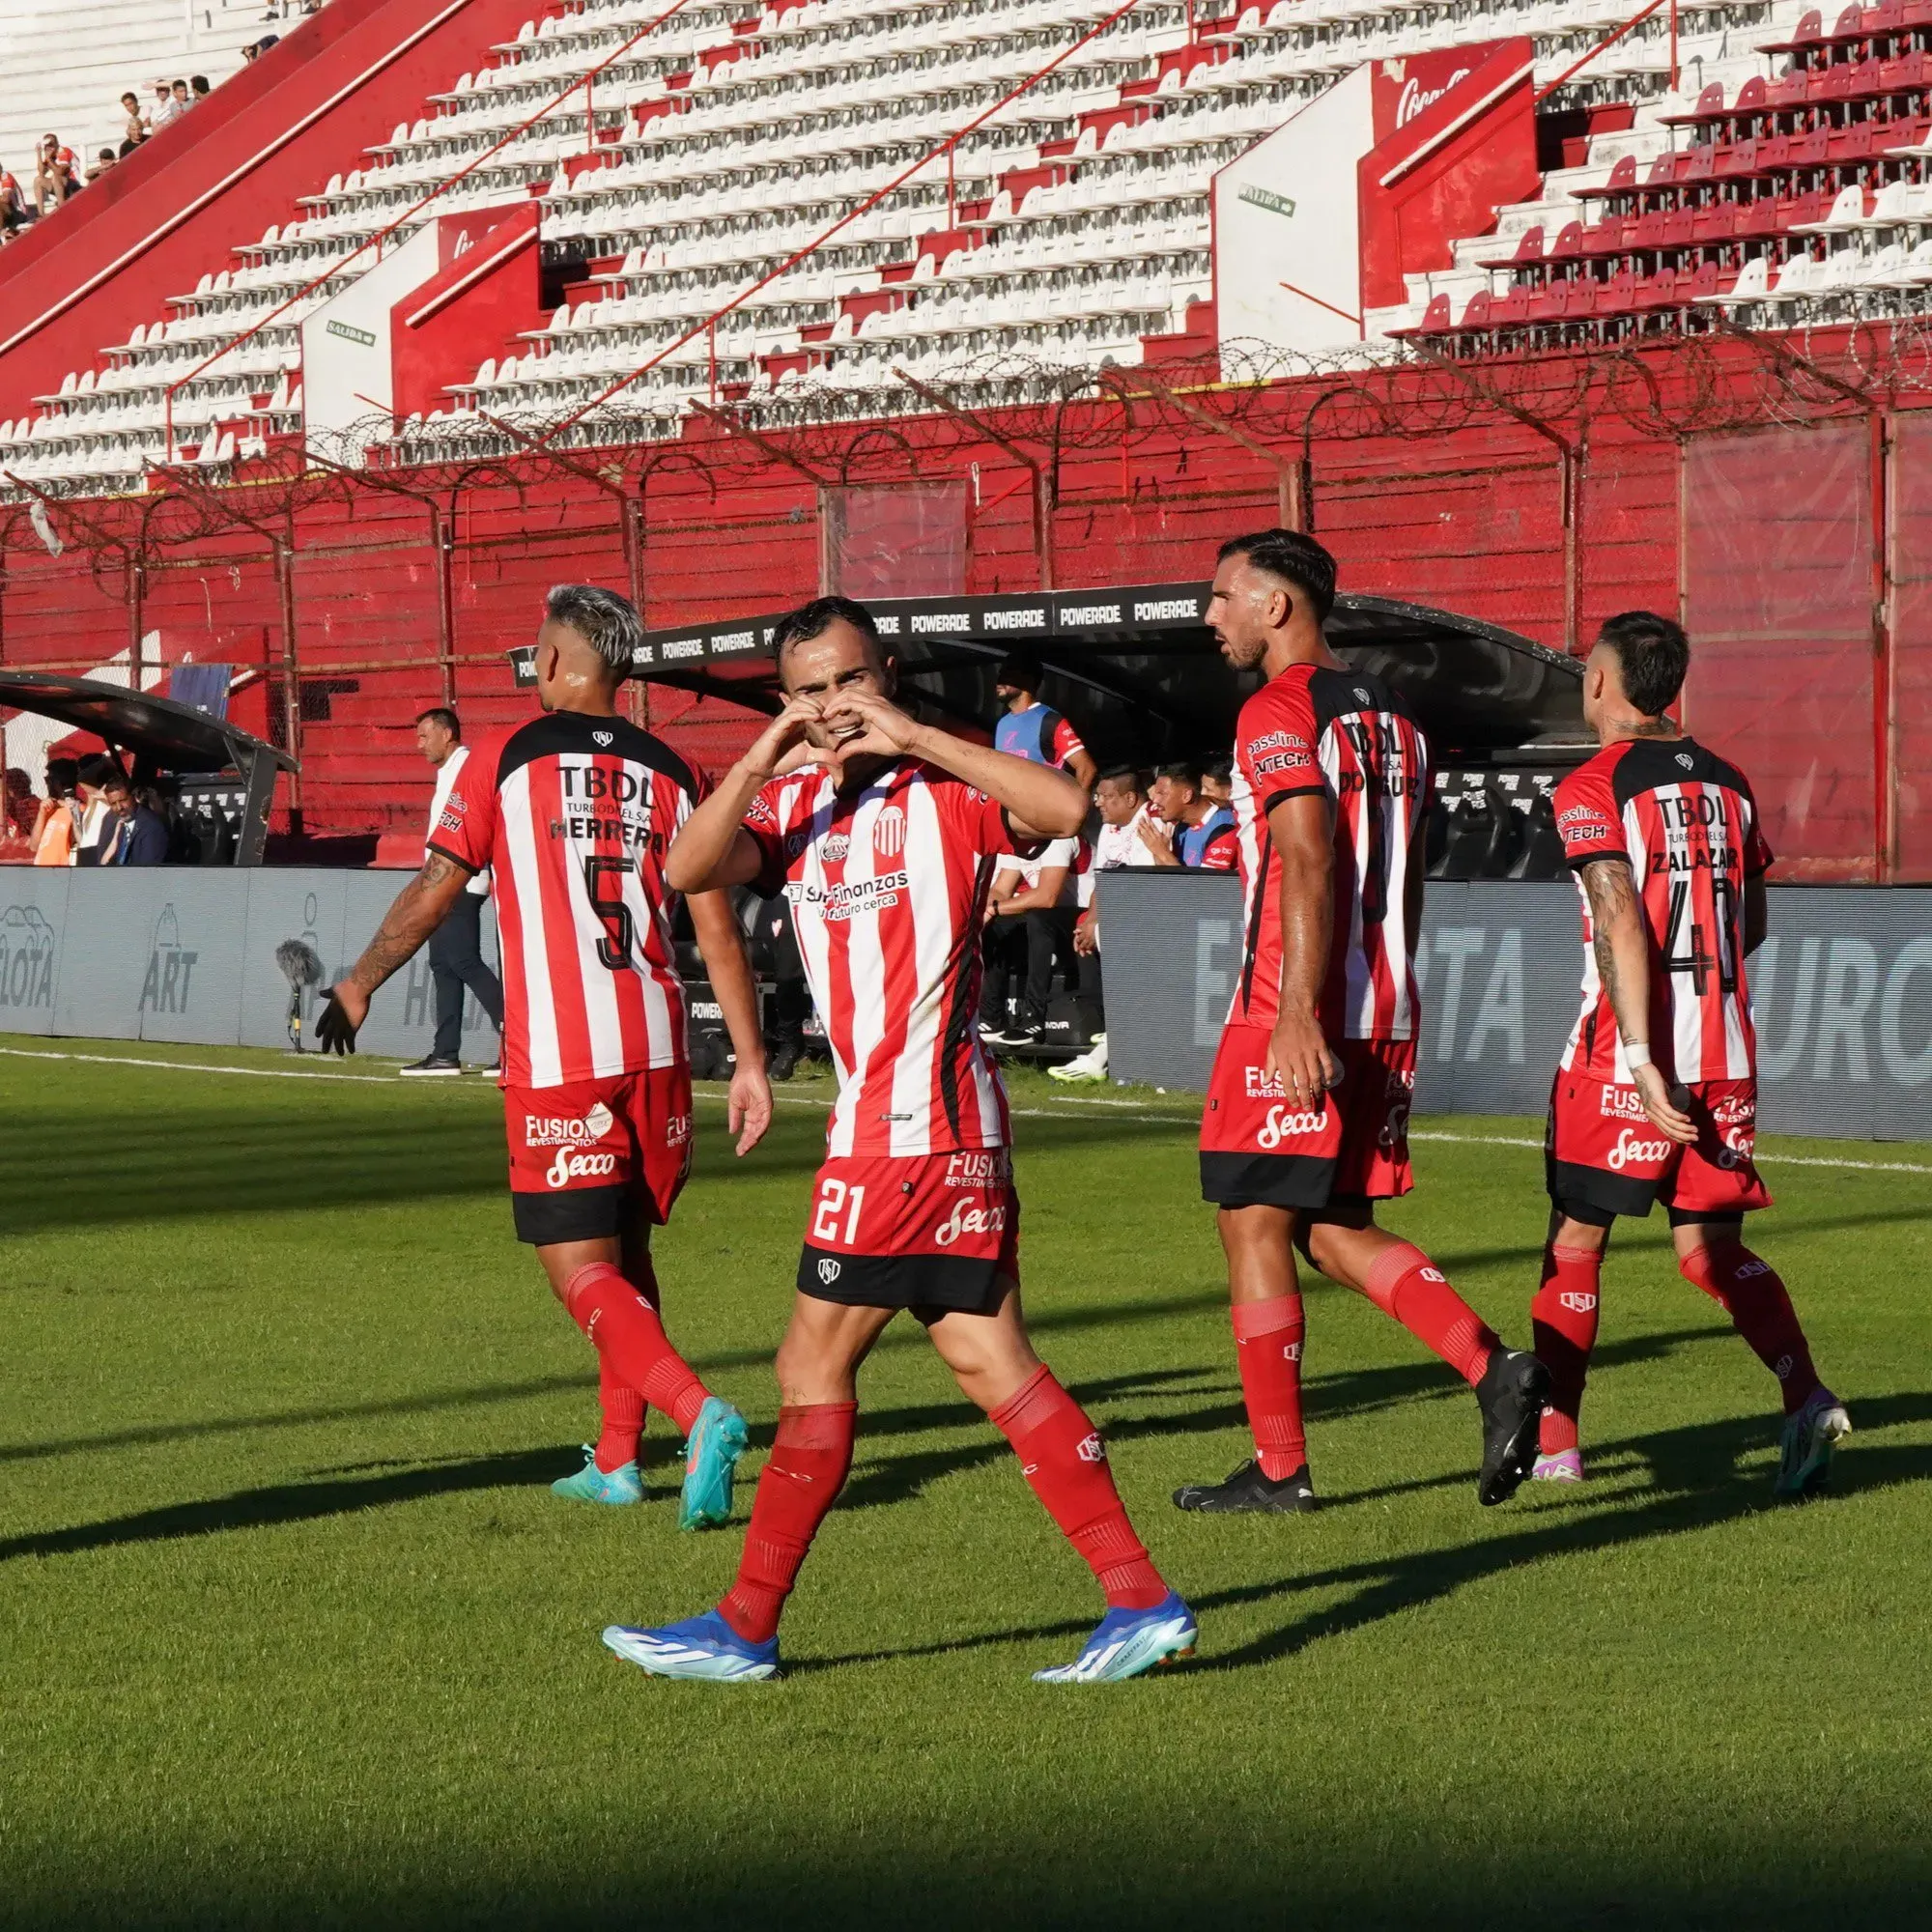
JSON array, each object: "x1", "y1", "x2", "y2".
[
  {"x1": 745, "y1": 758, "x2": 1027, "y2": 1158},
  {"x1": 428, "y1": 712, "x2": 705, "y2": 1088}
]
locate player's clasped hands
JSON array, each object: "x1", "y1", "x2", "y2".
[{"x1": 818, "y1": 687, "x2": 921, "y2": 766}]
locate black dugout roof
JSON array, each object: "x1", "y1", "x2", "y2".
[{"x1": 511, "y1": 582, "x2": 1587, "y2": 765}]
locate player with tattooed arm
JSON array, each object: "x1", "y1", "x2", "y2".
[
  {"x1": 1530, "y1": 611, "x2": 1848, "y2": 1494},
  {"x1": 318, "y1": 585, "x2": 774, "y2": 1529}
]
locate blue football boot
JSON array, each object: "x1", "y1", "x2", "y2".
[
  {"x1": 1033, "y1": 1591, "x2": 1198, "y2": 1683},
  {"x1": 603, "y1": 1609, "x2": 780, "y2": 1683}
]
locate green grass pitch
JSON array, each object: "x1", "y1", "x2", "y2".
[{"x1": 2, "y1": 1034, "x2": 1928, "y2": 1928}]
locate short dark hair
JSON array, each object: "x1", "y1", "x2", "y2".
[
  {"x1": 1204, "y1": 753, "x2": 1234, "y2": 784},
  {"x1": 770, "y1": 594, "x2": 883, "y2": 668},
  {"x1": 995, "y1": 651, "x2": 1042, "y2": 692},
  {"x1": 1217, "y1": 528, "x2": 1338, "y2": 624},
  {"x1": 1597, "y1": 611, "x2": 1690, "y2": 717},
  {"x1": 77, "y1": 754, "x2": 119, "y2": 787},
  {"x1": 545, "y1": 582, "x2": 642, "y2": 677},
  {"x1": 1156, "y1": 759, "x2": 1204, "y2": 792},
  {"x1": 1095, "y1": 764, "x2": 1146, "y2": 792},
  {"x1": 414, "y1": 705, "x2": 461, "y2": 739},
  {"x1": 45, "y1": 757, "x2": 79, "y2": 792},
  {"x1": 190, "y1": 74, "x2": 209, "y2": 91},
  {"x1": 101, "y1": 772, "x2": 132, "y2": 795}
]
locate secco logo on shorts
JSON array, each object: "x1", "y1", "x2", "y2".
[
  {"x1": 1606, "y1": 1127, "x2": 1672, "y2": 1170},
  {"x1": 545, "y1": 1147, "x2": 619, "y2": 1188},
  {"x1": 1257, "y1": 1104, "x2": 1324, "y2": 1150},
  {"x1": 933, "y1": 1197, "x2": 1008, "y2": 1247},
  {"x1": 525, "y1": 1101, "x2": 615, "y2": 1149}
]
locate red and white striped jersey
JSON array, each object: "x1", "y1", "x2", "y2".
[
  {"x1": 429, "y1": 711, "x2": 704, "y2": 1088},
  {"x1": 1228, "y1": 664, "x2": 1430, "y2": 1039},
  {"x1": 1554, "y1": 735, "x2": 1773, "y2": 1085},
  {"x1": 744, "y1": 757, "x2": 1022, "y2": 1157}
]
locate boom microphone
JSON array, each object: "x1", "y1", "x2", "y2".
[{"x1": 275, "y1": 939, "x2": 325, "y2": 1052}]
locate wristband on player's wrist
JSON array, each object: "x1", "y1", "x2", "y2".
[{"x1": 1623, "y1": 1041, "x2": 1653, "y2": 1071}]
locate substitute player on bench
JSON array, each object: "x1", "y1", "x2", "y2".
[
  {"x1": 1179, "y1": 530, "x2": 1548, "y2": 1516},
  {"x1": 602, "y1": 595, "x2": 1195, "y2": 1684},
  {"x1": 1530, "y1": 611, "x2": 1849, "y2": 1494},
  {"x1": 318, "y1": 584, "x2": 772, "y2": 1528}
]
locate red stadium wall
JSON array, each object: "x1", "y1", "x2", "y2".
[{"x1": 0, "y1": 0, "x2": 551, "y2": 423}]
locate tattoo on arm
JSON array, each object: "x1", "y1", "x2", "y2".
[
  {"x1": 355, "y1": 853, "x2": 465, "y2": 988},
  {"x1": 1582, "y1": 858, "x2": 1640, "y2": 1039}
]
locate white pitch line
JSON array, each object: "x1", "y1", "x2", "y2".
[{"x1": 7, "y1": 1045, "x2": 1929, "y2": 1173}]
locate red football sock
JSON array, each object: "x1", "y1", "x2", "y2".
[
  {"x1": 1232, "y1": 1293, "x2": 1307, "y2": 1480},
  {"x1": 990, "y1": 1366, "x2": 1167, "y2": 1612},
  {"x1": 718, "y1": 1403, "x2": 857, "y2": 1644},
  {"x1": 1679, "y1": 1242, "x2": 1821, "y2": 1415},
  {"x1": 561, "y1": 1263, "x2": 708, "y2": 1436},
  {"x1": 595, "y1": 1357, "x2": 645, "y2": 1473},
  {"x1": 1530, "y1": 1244, "x2": 1603, "y2": 1454},
  {"x1": 1362, "y1": 1241, "x2": 1498, "y2": 1386}
]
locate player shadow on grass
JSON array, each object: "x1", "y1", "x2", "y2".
[
  {"x1": 0, "y1": 1446, "x2": 582, "y2": 1566},
  {"x1": 789, "y1": 1390, "x2": 1932, "y2": 1676}
]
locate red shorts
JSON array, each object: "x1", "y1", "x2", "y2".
[
  {"x1": 1199, "y1": 1026, "x2": 1415, "y2": 1210},
  {"x1": 798, "y1": 1148, "x2": 1020, "y2": 1314},
  {"x1": 1545, "y1": 1070, "x2": 1772, "y2": 1221},
  {"x1": 503, "y1": 1065, "x2": 693, "y2": 1246}
]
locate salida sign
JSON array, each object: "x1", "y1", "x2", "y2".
[{"x1": 0, "y1": 904, "x2": 57, "y2": 1012}]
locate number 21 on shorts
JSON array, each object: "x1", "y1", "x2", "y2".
[{"x1": 811, "y1": 1177, "x2": 867, "y2": 1246}]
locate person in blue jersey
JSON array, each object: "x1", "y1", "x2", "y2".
[{"x1": 991, "y1": 654, "x2": 1096, "y2": 790}]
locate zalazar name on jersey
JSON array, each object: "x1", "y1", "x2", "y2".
[
  {"x1": 1553, "y1": 735, "x2": 1774, "y2": 1086},
  {"x1": 1229, "y1": 664, "x2": 1430, "y2": 1039},
  {"x1": 743, "y1": 758, "x2": 1026, "y2": 1159},
  {"x1": 428, "y1": 711, "x2": 705, "y2": 1088}
]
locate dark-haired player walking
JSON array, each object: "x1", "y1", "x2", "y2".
[
  {"x1": 1530, "y1": 611, "x2": 1848, "y2": 1492},
  {"x1": 318, "y1": 585, "x2": 773, "y2": 1528},
  {"x1": 601, "y1": 596, "x2": 1195, "y2": 1684},
  {"x1": 1178, "y1": 530, "x2": 1548, "y2": 1516}
]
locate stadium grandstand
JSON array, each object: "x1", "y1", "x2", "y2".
[{"x1": 0, "y1": 0, "x2": 1921, "y2": 883}]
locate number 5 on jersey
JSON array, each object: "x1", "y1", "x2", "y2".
[{"x1": 582, "y1": 855, "x2": 636, "y2": 971}]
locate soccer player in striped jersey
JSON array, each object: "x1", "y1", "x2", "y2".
[
  {"x1": 316, "y1": 585, "x2": 773, "y2": 1528},
  {"x1": 1532, "y1": 611, "x2": 1848, "y2": 1495},
  {"x1": 601, "y1": 596, "x2": 1195, "y2": 1684},
  {"x1": 1179, "y1": 530, "x2": 1548, "y2": 1516}
]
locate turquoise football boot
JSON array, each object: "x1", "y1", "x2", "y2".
[
  {"x1": 551, "y1": 1446, "x2": 643, "y2": 1506},
  {"x1": 677, "y1": 1396, "x2": 749, "y2": 1530}
]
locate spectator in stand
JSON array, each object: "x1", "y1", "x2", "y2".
[
  {"x1": 1051, "y1": 767, "x2": 1155, "y2": 1085},
  {"x1": 1, "y1": 164, "x2": 27, "y2": 234},
  {"x1": 980, "y1": 833, "x2": 1081, "y2": 1049},
  {"x1": 1140, "y1": 760, "x2": 1238, "y2": 870},
  {"x1": 991, "y1": 652, "x2": 1097, "y2": 789},
  {"x1": 119, "y1": 91, "x2": 148, "y2": 154},
  {"x1": 101, "y1": 774, "x2": 171, "y2": 864},
  {"x1": 2, "y1": 767, "x2": 37, "y2": 859},
  {"x1": 152, "y1": 81, "x2": 189, "y2": 130},
  {"x1": 31, "y1": 759, "x2": 80, "y2": 866},
  {"x1": 399, "y1": 706, "x2": 504, "y2": 1076},
  {"x1": 72, "y1": 755, "x2": 125, "y2": 865},
  {"x1": 190, "y1": 75, "x2": 211, "y2": 102},
  {"x1": 86, "y1": 149, "x2": 117, "y2": 184},
  {"x1": 32, "y1": 136, "x2": 79, "y2": 214}
]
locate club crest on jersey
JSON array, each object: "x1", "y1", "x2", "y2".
[
  {"x1": 594, "y1": 730, "x2": 614, "y2": 748},
  {"x1": 1354, "y1": 687, "x2": 1371, "y2": 705},
  {"x1": 784, "y1": 829, "x2": 811, "y2": 859},
  {"x1": 817, "y1": 1257, "x2": 842, "y2": 1285},
  {"x1": 823, "y1": 834, "x2": 850, "y2": 862},
  {"x1": 1675, "y1": 752, "x2": 1693, "y2": 769},
  {"x1": 872, "y1": 805, "x2": 906, "y2": 858}
]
